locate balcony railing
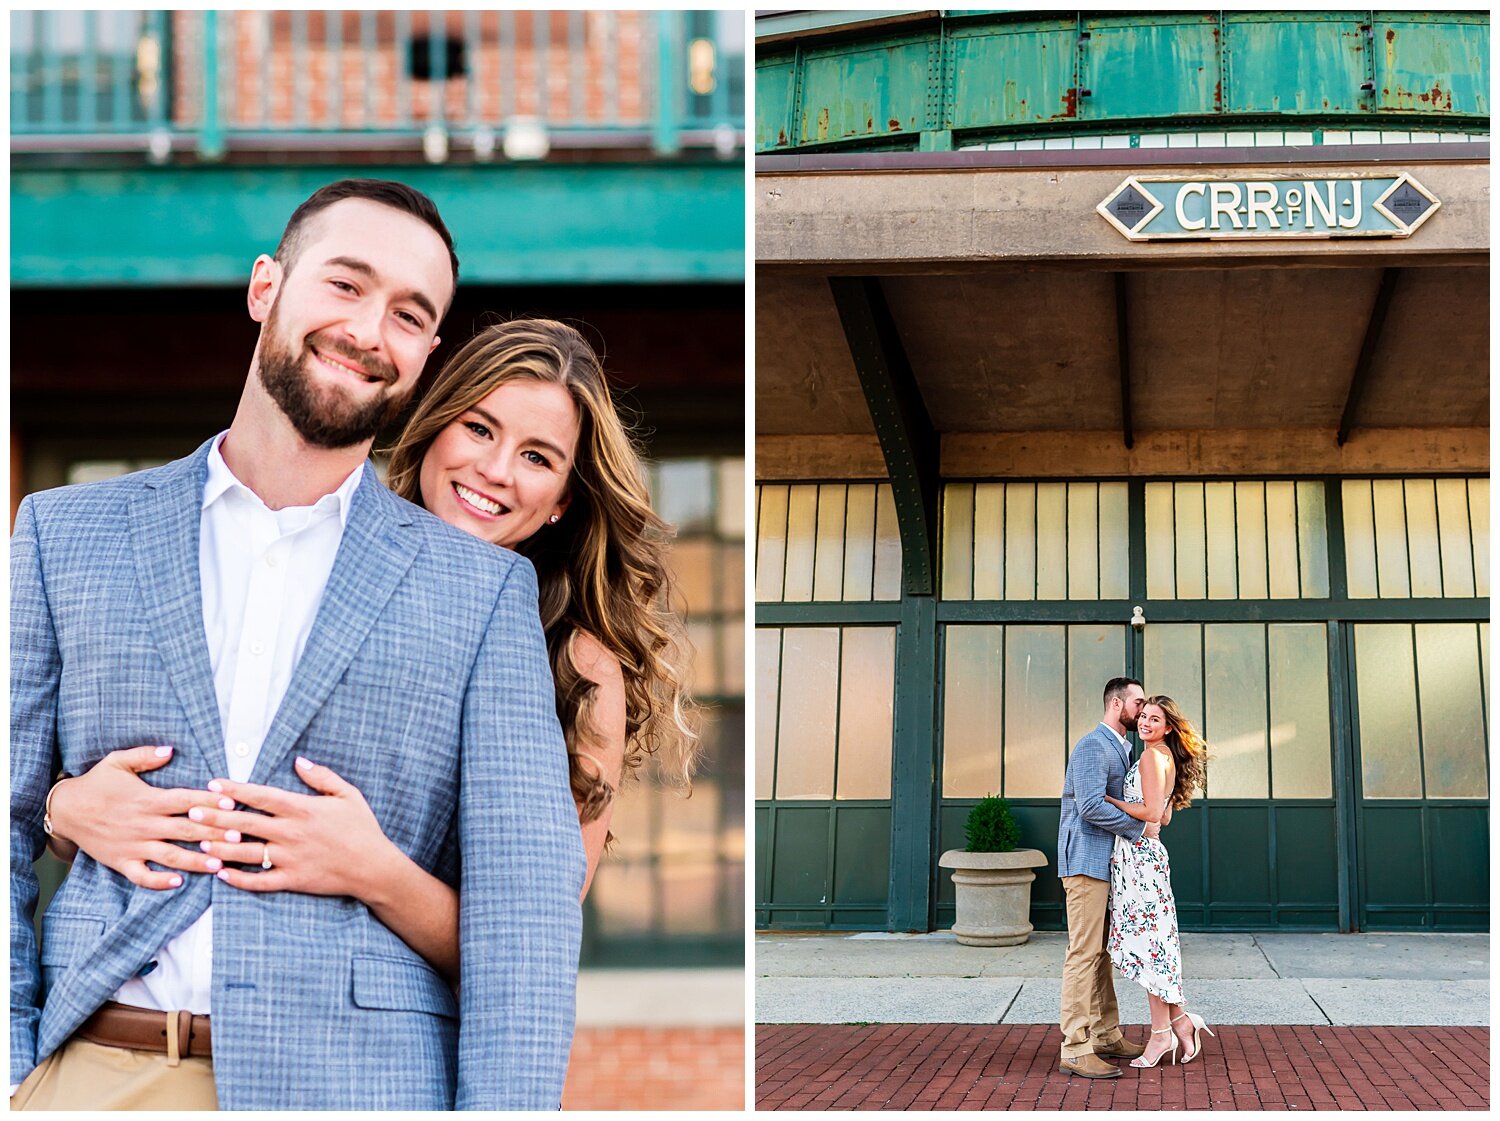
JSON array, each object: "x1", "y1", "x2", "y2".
[{"x1": 11, "y1": 10, "x2": 745, "y2": 160}]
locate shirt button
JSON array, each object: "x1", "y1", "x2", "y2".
[
  {"x1": 249, "y1": 641, "x2": 265, "y2": 656},
  {"x1": 233, "y1": 742, "x2": 250, "y2": 758},
  {"x1": 265, "y1": 553, "x2": 279, "y2": 567}
]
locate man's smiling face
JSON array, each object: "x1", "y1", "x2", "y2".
[{"x1": 253, "y1": 197, "x2": 453, "y2": 448}]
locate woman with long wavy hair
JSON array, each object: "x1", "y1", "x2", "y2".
[
  {"x1": 1101, "y1": 695, "x2": 1213, "y2": 1068},
  {"x1": 43, "y1": 319, "x2": 699, "y2": 983}
]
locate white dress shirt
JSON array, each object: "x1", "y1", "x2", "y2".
[{"x1": 112, "y1": 432, "x2": 363, "y2": 1014}]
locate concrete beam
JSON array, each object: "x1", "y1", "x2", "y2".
[
  {"x1": 755, "y1": 435, "x2": 888, "y2": 480},
  {"x1": 757, "y1": 159, "x2": 1488, "y2": 270},
  {"x1": 941, "y1": 427, "x2": 1489, "y2": 478},
  {"x1": 755, "y1": 429, "x2": 1490, "y2": 480}
]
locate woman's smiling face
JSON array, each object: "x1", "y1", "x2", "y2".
[
  {"x1": 1137, "y1": 703, "x2": 1167, "y2": 745},
  {"x1": 417, "y1": 379, "x2": 580, "y2": 548}
]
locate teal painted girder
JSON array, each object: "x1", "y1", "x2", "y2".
[
  {"x1": 756, "y1": 10, "x2": 1490, "y2": 153},
  {"x1": 11, "y1": 163, "x2": 745, "y2": 286}
]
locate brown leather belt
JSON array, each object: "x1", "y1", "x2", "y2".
[{"x1": 76, "y1": 1001, "x2": 212, "y2": 1059}]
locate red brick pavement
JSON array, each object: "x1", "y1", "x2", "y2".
[{"x1": 756, "y1": 1024, "x2": 1489, "y2": 1110}]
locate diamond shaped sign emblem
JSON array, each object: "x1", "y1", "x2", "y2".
[
  {"x1": 1372, "y1": 173, "x2": 1441, "y2": 234},
  {"x1": 1097, "y1": 177, "x2": 1164, "y2": 239}
]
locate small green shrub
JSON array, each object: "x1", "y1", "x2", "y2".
[{"x1": 964, "y1": 795, "x2": 1021, "y2": 853}]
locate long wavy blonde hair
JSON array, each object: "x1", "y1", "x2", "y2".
[
  {"x1": 1144, "y1": 695, "x2": 1210, "y2": 810},
  {"x1": 386, "y1": 319, "x2": 699, "y2": 821}
]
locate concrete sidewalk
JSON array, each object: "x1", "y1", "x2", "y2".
[{"x1": 756, "y1": 931, "x2": 1489, "y2": 1027}]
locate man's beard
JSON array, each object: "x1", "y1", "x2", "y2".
[
  {"x1": 258, "y1": 310, "x2": 411, "y2": 449},
  {"x1": 1122, "y1": 711, "x2": 1139, "y2": 732}
]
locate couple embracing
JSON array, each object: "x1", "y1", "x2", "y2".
[
  {"x1": 1057, "y1": 677, "x2": 1213, "y2": 1078},
  {"x1": 12, "y1": 179, "x2": 695, "y2": 1109}
]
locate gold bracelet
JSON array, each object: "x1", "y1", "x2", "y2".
[{"x1": 43, "y1": 775, "x2": 70, "y2": 838}]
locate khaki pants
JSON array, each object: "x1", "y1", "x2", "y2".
[
  {"x1": 11, "y1": 1038, "x2": 217, "y2": 1111},
  {"x1": 1058, "y1": 873, "x2": 1122, "y2": 1059}
]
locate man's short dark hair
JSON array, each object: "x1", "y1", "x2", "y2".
[
  {"x1": 274, "y1": 178, "x2": 459, "y2": 298},
  {"x1": 1103, "y1": 677, "x2": 1142, "y2": 708}
]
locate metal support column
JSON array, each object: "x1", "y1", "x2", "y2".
[
  {"x1": 830, "y1": 276, "x2": 942, "y2": 931},
  {"x1": 1337, "y1": 269, "x2": 1399, "y2": 446}
]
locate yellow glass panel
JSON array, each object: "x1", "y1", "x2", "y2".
[
  {"x1": 1416, "y1": 624, "x2": 1488, "y2": 799},
  {"x1": 1204, "y1": 624, "x2": 1268, "y2": 798},
  {"x1": 774, "y1": 627, "x2": 840, "y2": 799},
  {"x1": 1204, "y1": 481, "x2": 1239, "y2": 599},
  {"x1": 1145, "y1": 483, "x2": 1175, "y2": 599},
  {"x1": 722, "y1": 617, "x2": 745, "y2": 694},
  {"x1": 1003, "y1": 626, "x2": 1066, "y2": 798},
  {"x1": 942, "y1": 484, "x2": 975, "y2": 601},
  {"x1": 1004, "y1": 484, "x2": 1037, "y2": 600},
  {"x1": 972, "y1": 483, "x2": 1005, "y2": 600},
  {"x1": 782, "y1": 485, "x2": 819, "y2": 602},
  {"x1": 1098, "y1": 483, "x2": 1130, "y2": 600},
  {"x1": 1482, "y1": 623, "x2": 1490, "y2": 717},
  {"x1": 1296, "y1": 482, "x2": 1330, "y2": 598},
  {"x1": 1174, "y1": 483, "x2": 1207, "y2": 600},
  {"x1": 1403, "y1": 480, "x2": 1443, "y2": 598},
  {"x1": 813, "y1": 484, "x2": 848, "y2": 601},
  {"x1": 1036, "y1": 483, "x2": 1068, "y2": 601},
  {"x1": 1470, "y1": 479, "x2": 1488, "y2": 598},
  {"x1": 1342, "y1": 481, "x2": 1378, "y2": 600},
  {"x1": 1066, "y1": 484, "x2": 1099, "y2": 601},
  {"x1": 1235, "y1": 482, "x2": 1269, "y2": 600},
  {"x1": 873, "y1": 485, "x2": 903, "y2": 601},
  {"x1": 1268, "y1": 624, "x2": 1332, "y2": 798},
  {"x1": 1069, "y1": 626, "x2": 1128, "y2": 750},
  {"x1": 721, "y1": 540, "x2": 745, "y2": 612},
  {"x1": 1481, "y1": 623, "x2": 1490, "y2": 717},
  {"x1": 837, "y1": 628, "x2": 896, "y2": 800},
  {"x1": 1371, "y1": 479, "x2": 1411, "y2": 598},
  {"x1": 843, "y1": 484, "x2": 878, "y2": 602},
  {"x1": 755, "y1": 484, "x2": 789, "y2": 602},
  {"x1": 1144, "y1": 625, "x2": 1203, "y2": 737},
  {"x1": 687, "y1": 619, "x2": 718, "y2": 694},
  {"x1": 1265, "y1": 482, "x2": 1300, "y2": 599},
  {"x1": 671, "y1": 538, "x2": 716, "y2": 614},
  {"x1": 1434, "y1": 478, "x2": 1476, "y2": 598},
  {"x1": 1354, "y1": 624, "x2": 1422, "y2": 798},
  {"x1": 717, "y1": 459, "x2": 745, "y2": 539},
  {"x1": 590, "y1": 857, "x2": 653, "y2": 934},
  {"x1": 754, "y1": 629, "x2": 781, "y2": 798},
  {"x1": 943, "y1": 625, "x2": 1003, "y2": 798}
]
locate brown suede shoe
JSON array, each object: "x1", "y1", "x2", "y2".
[
  {"x1": 1092, "y1": 1035, "x2": 1146, "y2": 1060},
  {"x1": 1059, "y1": 1053, "x2": 1122, "y2": 1079}
]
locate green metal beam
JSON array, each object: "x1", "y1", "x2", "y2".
[
  {"x1": 12, "y1": 163, "x2": 745, "y2": 286},
  {"x1": 828, "y1": 277, "x2": 940, "y2": 597},
  {"x1": 1337, "y1": 269, "x2": 1400, "y2": 446},
  {"x1": 889, "y1": 590, "x2": 941, "y2": 932}
]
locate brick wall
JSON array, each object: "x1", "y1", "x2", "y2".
[
  {"x1": 170, "y1": 11, "x2": 649, "y2": 131},
  {"x1": 563, "y1": 1026, "x2": 745, "y2": 1111}
]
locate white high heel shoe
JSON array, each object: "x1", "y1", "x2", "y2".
[
  {"x1": 1129, "y1": 1025, "x2": 1178, "y2": 1068},
  {"x1": 1172, "y1": 1011, "x2": 1216, "y2": 1063}
]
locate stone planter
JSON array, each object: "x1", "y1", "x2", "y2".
[{"x1": 937, "y1": 849, "x2": 1049, "y2": 947}]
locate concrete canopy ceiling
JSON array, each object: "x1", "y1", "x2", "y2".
[{"x1": 755, "y1": 263, "x2": 1489, "y2": 437}]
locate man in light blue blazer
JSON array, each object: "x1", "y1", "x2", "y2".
[
  {"x1": 12, "y1": 180, "x2": 584, "y2": 1109},
  {"x1": 1056, "y1": 676, "x2": 1156, "y2": 1079}
]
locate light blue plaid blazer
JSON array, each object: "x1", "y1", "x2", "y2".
[
  {"x1": 11, "y1": 439, "x2": 585, "y2": 1109},
  {"x1": 1057, "y1": 724, "x2": 1146, "y2": 881}
]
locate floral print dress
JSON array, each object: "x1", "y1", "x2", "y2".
[{"x1": 1107, "y1": 758, "x2": 1184, "y2": 1004}]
